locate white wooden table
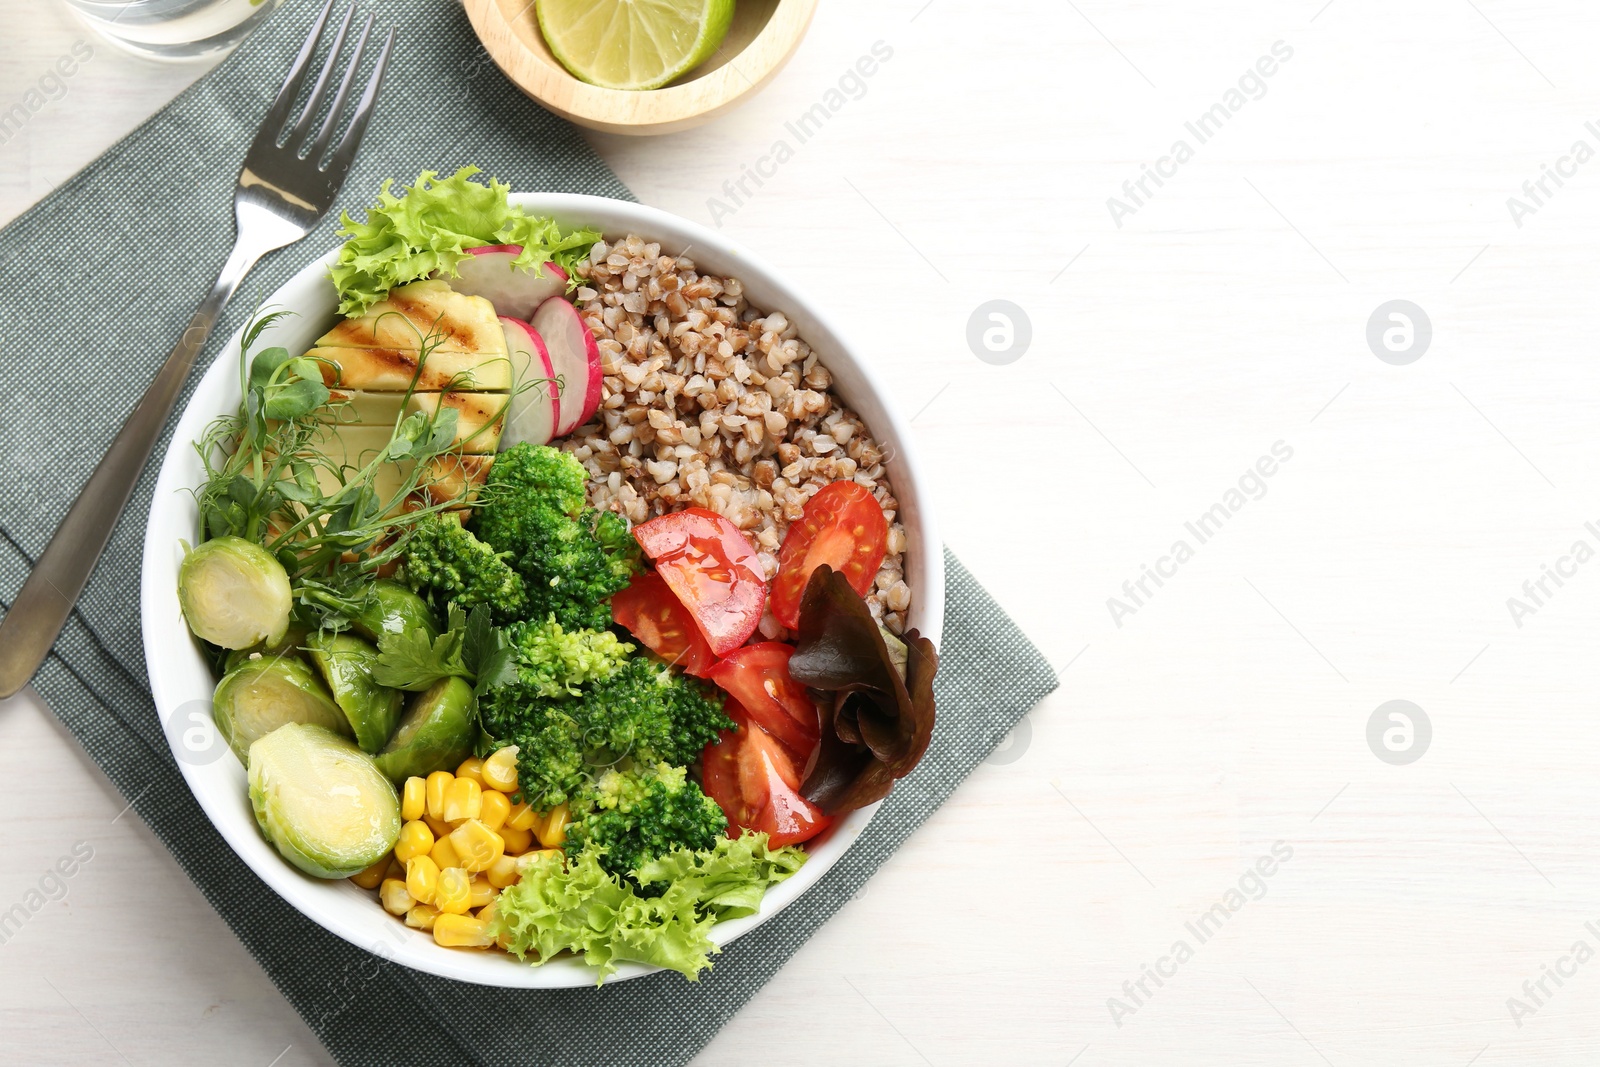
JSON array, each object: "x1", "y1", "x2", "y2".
[{"x1": 7, "y1": 1, "x2": 1600, "y2": 1063}]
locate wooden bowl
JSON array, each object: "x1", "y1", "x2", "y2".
[{"x1": 463, "y1": 0, "x2": 819, "y2": 136}]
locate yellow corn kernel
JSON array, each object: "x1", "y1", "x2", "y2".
[
  {"x1": 405, "y1": 855, "x2": 440, "y2": 906},
  {"x1": 481, "y1": 746, "x2": 519, "y2": 792},
  {"x1": 423, "y1": 813, "x2": 453, "y2": 840},
  {"x1": 430, "y1": 834, "x2": 462, "y2": 871},
  {"x1": 455, "y1": 756, "x2": 486, "y2": 786},
  {"x1": 476, "y1": 899, "x2": 497, "y2": 924},
  {"x1": 404, "y1": 904, "x2": 439, "y2": 932},
  {"x1": 432, "y1": 913, "x2": 494, "y2": 948},
  {"x1": 498, "y1": 823, "x2": 534, "y2": 855},
  {"x1": 349, "y1": 853, "x2": 391, "y2": 890},
  {"x1": 441, "y1": 777, "x2": 483, "y2": 824},
  {"x1": 448, "y1": 819, "x2": 505, "y2": 873},
  {"x1": 485, "y1": 854, "x2": 521, "y2": 889},
  {"x1": 425, "y1": 771, "x2": 454, "y2": 820},
  {"x1": 394, "y1": 820, "x2": 434, "y2": 864},
  {"x1": 385, "y1": 855, "x2": 406, "y2": 881},
  {"x1": 435, "y1": 867, "x2": 472, "y2": 915},
  {"x1": 506, "y1": 801, "x2": 540, "y2": 833},
  {"x1": 478, "y1": 789, "x2": 511, "y2": 831},
  {"x1": 401, "y1": 776, "x2": 427, "y2": 822},
  {"x1": 380, "y1": 878, "x2": 416, "y2": 916},
  {"x1": 537, "y1": 804, "x2": 569, "y2": 849},
  {"x1": 468, "y1": 877, "x2": 495, "y2": 908}
]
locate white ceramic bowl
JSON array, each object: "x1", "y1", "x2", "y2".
[{"x1": 140, "y1": 194, "x2": 943, "y2": 987}]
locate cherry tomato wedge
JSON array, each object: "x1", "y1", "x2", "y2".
[
  {"x1": 707, "y1": 642, "x2": 820, "y2": 760},
  {"x1": 610, "y1": 572, "x2": 719, "y2": 677},
  {"x1": 769, "y1": 481, "x2": 889, "y2": 629},
  {"x1": 632, "y1": 507, "x2": 766, "y2": 656},
  {"x1": 700, "y1": 703, "x2": 832, "y2": 847}
]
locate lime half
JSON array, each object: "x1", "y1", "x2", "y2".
[{"x1": 536, "y1": 0, "x2": 736, "y2": 91}]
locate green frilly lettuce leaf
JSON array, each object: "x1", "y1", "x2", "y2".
[
  {"x1": 490, "y1": 833, "x2": 807, "y2": 982},
  {"x1": 328, "y1": 166, "x2": 600, "y2": 316}
]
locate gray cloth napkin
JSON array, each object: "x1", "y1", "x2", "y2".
[{"x1": 0, "y1": 1, "x2": 1059, "y2": 1063}]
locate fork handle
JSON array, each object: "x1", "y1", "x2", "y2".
[{"x1": 0, "y1": 236, "x2": 263, "y2": 700}]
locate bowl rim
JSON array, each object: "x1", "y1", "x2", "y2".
[
  {"x1": 140, "y1": 192, "x2": 943, "y2": 987},
  {"x1": 461, "y1": 0, "x2": 820, "y2": 135}
]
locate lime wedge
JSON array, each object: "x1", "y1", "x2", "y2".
[{"x1": 536, "y1": 0, "x2": 736, "y2": 91}]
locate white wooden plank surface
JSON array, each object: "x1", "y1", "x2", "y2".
[{"x1": 5, "y1": 1, "x2": 1600, "y2": 1064}]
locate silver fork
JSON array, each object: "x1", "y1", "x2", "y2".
[{"x1": 0, "y1": 1, "x2": 395, "y2": 699}]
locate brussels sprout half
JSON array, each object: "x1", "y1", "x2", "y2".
[
  {"x1": 247, "y1": 723, "x2": 401, "y2": 879},
  {"x1": 178, "y1": 536, "x2": 293, "y2": 650},
  {"x1": 346, "y1": 580, "x2": 440, "y2": 644},
  {"x1": 221, "y1": 625, "x2": 308, "y2": 677},
  {"x1": 213, "y1": 655, "x2": 350, "y2": 764},
  {"x1": 305, "y1": 631, "x2": 404, "y2": 754},
  {"x1": 373, "y1": 676, "x2": 476, "y2": 783}
]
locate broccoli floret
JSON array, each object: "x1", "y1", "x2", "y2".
[
  {"x1": 564, "y1": 763, "x2": 726, "y2": 881},
  {"x1": 505, "y1": 616, "x2": 633, "y2": 698},
  {"x1": 588, "y1": 507, "x2": 639, "y2": 574},
  {"x1": 580, "y1": 658, "x2": 730, "y2": 767},
  {"x1": 477, "y1": 648, "x2": 731, "y2": 812},
  {"x1": 478, "y1": 688, "x2": 589, "y2": 810},
  {"x1": 469, "y1": 444, "x2": 641, "y2": 629},
  {"x1": 400, "y1": 515, "x2": 527, "y2": 622},
  {"x1": 472, "y1": 443, "x2": 587, "y2": 548}
]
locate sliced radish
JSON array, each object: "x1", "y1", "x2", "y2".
[
  {"x1": 530, "y1": 296, "x2": 602, "y2": 436},
  {"x1": 448, "y1": 246, "x2": 569, "y2": 320},
  {"x1": 498, "y1": 316, "x2": 559, "y2": 448}
]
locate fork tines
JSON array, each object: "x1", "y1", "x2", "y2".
[{"x1": 254, "y1": 0, "x2": 394, "y2": 173}]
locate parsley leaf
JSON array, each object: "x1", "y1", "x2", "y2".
[{"x1": 373, "y1": 603, "x2": 506, "y2": 692}]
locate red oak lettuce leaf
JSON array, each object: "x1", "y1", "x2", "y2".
[{"x1": 788, "y1": 566, "x2": 938, "y2": 814}]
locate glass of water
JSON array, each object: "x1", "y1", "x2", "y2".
[{"x1": 62, "y1": 0, "x2": 283, "y2": 61}]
